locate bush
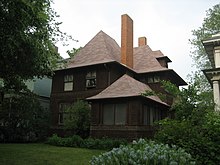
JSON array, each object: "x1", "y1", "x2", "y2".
[
  {"x1": 46, "y1": 134, "x2": 128, "y2": 150},
  {"x1": 155, "y1": 111, "x2": 220, "y2": 165},
  {"x1": 90, "y1": 139, "x2": 195, "y2": 165},
  {"x1": 64, "y1": 100, "x2": 90, "y2": 138},
  {"x1": 0, "y1": 91, "x2": 49, "y2": 142}
]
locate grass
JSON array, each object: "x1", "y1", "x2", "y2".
[{"x1": 0, "y1": 143, "x2": 104, "y2": 165}]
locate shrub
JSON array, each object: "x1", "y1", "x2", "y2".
[
  {"x1": 90, "y1": 139, "x2": 195, "y2": 165},
  {"x1": 64, "y1": 100, "x2": 90, "y2": 138},
  {"x1": 46, "y1": 134, "x2": 128, "y2": 150},
  {"x1": 46, "y1": 134, "x2": 84, "y2": 147},
  {"x1": 46, "y1": 134, "x2": 63, "y2": 146},
  {"x1": 0, "y1": 91, "x2": 49, "y2": 142},
  {"x1": 155, "y1": 111, "x2": 220, "y2": 165}
]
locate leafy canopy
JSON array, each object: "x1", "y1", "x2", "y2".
[
  {"x1": 190, "y1": 3, "x2": 220, "y2": 70},
  {"x1": 0, "y1": 0, "x2": 72, "y2": 91}
]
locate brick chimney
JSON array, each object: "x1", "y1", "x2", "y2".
[
  {"x1": 121, "y1": 14, "x2": 133, "y2": 68},
  {"x1": 138, "y1": 37, "x2": 147, "y2": 46}
]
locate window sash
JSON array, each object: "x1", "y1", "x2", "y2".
[
  {"x1": 64, "y1": 75, "x2": 73, "y2": 82},
  {"x1": 103, "y1": 104, "x2": 114, "y2": 125},
  {"x1": 58, "y1": 103, "x2": 71, "y2": 125},
  {"x1": 115, "y1": 104, "x2": 126, "y2": 125},
  {"x1": 103, "y1": 103, "x2": 126, "y2": 125},
  {"x1": 143, "y1": 106, "x2": 154, "y2": 125},
  {"x1": 86, "y1": 71, "x2": 96, "y2": 88},
  {"x1": 64, "y1": 82, "x2": 73, "y2": 91}
]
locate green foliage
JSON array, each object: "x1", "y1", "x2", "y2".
[
  {"x1": 190, "y1": 3, "x2": 220, "y2": 70},
  {"x1": 155, "y1": 112, "x2": 220, "y2": 165},
  {"x1": 66, "y1": 47, "x2": 81, "y2": 58},
  {"x1": 90, "y1": 139, "x2": 195, "y2": 165},
  {"x1": 0, "y1": 0, "x2": 74, "y2": 91},
  {"x1": 46, "y1": 134, "x2": 128, "y2": 150},
  {"x1": 154, "y1": 80, "x2": 220, "y2": 164},
  {"x1": 0, "y1": 91, "x2": 49, "y2": 142},
  {"x1": 64, "y1": 100, "x2": 90, "y2": 138}
]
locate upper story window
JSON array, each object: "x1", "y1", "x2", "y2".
[
  {"x1": 147, "y1": 76, "x2": 160, "y2": 83},
  {"x1": 64, "y1": 75, "x2": 73, "y2": 91},
  {"x1": 86, "y1": 71, "x2": 96, "y2": 89}
]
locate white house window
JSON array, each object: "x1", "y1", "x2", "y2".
[
  {"x1": 86, "y1": 71, "x2": 96, "y2": 89},
  {"x1": 58, "y1": 103, "x2": 70, "y2": 125},
  {"x1": 64, "y1": 75, "x2": 73, "y2": 91},
  {"x1": 103, "y1": 103, "x2": 126, "y2": 125}
]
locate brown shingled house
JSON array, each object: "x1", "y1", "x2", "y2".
[{"x1": 50, "y1": 14, "x2": 186, "y2": 139}]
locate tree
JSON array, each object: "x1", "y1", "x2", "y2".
[
  {"x1": 67, "y1": 47, "x2": 81, "y2": 58},
  {"x1": 190, "y1": 3, "x2": 220, "y2": 70},
  {"x1": 0, "y1": 0, "x2": 73, "y2": 91},
  {"x1": 64, "y1": 100, "x2": 90, "y2": 138}
]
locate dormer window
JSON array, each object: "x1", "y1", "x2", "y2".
[
  {"x1": 64, "y1": 75, "x2": 73, "y2": 91},
  {"x1": 86, "y1": 71, "x2": 96, "y2": 89}
]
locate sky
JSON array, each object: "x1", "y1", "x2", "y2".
[{"x1": 52, "y1": 0, "x2": 219, "y2": 81}]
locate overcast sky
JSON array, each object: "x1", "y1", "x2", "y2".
[{"x1": 52, "y1": 0, "x2": 219, "y2": 81}]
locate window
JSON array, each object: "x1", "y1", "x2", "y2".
[
  {"x1": 147, "y1": 76, "x2": 160, "y2": 83},
  {"x1": 86, "y1": 71, "x2": 96, "y2": 89},
  {"x1": 154, "y1": 76, "x2": 160, "y2": 82},
  {"x1": 64, "y1": 75, "x2": 73, "y2": 91},
  {"x1": 143, "y1": 106, "x2": 154, "y2": 125},
  {"x1": 58, "y1": 103, "x2": 70, "y2": 125},
  {"x1": 103, "y1": 104, "x2": 126, "y2": 125}
]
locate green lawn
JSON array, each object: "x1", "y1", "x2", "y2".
[{"x1": 0, "y1": 143, "x2": 104, "y2": 165}]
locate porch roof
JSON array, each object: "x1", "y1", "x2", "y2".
[{"x1": 87, "y1": 74, "x2": 169, "y2": 106}]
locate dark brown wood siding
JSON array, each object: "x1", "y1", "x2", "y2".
[
  {"x1": 50, "y1": 62, "x2": 130, "y2": 132},
  {"x1": 90, "y1": 97, "x2": 169, "y2": 140}
]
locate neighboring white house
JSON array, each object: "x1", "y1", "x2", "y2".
[
  {"x1": 25, "y1": 78, "x2": 52, "y2": 109},
  {"x1": 203, "y1": 33, "x2": 220, "y2": 111},
  {"x1": 0, "y1": 77, "x2": 52, "y2": 110}
]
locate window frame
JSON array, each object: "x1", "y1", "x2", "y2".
[
  {"x1": 64, "y1": 75, "x2": 74, "y2": 91},
  {"x1": 86, "y1": 71, "x2": 96, "y2": 89},
  {"x1": 143, "y1": 105, "x2": 157, "y2": 126},
  {"x1": 103, "y1": 103, "x2": 127, "y2": 125},
  {"x1": 147, "y1": 76, "x2": 160, "y2": 83},
  {"x1": 58, "y1": 103, "x2": 71, "y2": 125}
]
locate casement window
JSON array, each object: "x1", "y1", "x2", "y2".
[
  {"x1": 86, "y1": 71, "x2": 96, "y2": 89},
  {"x1": 58, "y1": 103, "x2": 70, "y2": 125},
  {"x1": 64, "y1": 75, "x2": 73, "y2": 91},
  {"x1": 143, "y1": 106, "x2": 162, "y2": 125},
  {"x1": 103, "y1": 104, "x2": 126, "y2": 125}
]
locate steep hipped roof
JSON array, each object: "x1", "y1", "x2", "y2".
[
  {"x1": 59, "y1": 30, "x2": 186, "y2": 85},
  {"x1": 87, "y1": 74, "x2": 168, "y2": 106},
  {"x1": 66, "y1": 31, "x2": 120, "y2": 69},
  {"x1": 133, "y1": 45, "x2": 169, "y2": 73}
]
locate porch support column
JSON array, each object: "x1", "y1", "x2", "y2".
[{"x1": 212, "y1": 80, "x2": 220, "y2": 111}]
